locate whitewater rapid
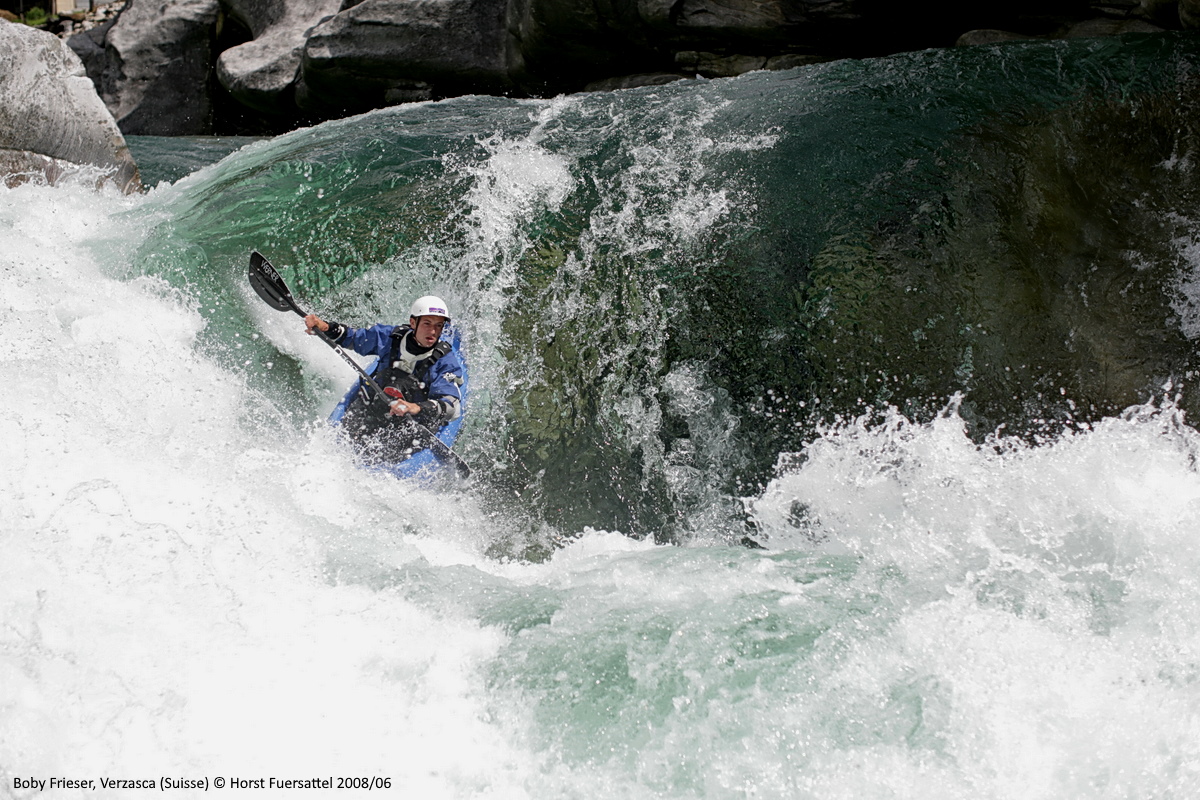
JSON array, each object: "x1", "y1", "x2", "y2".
[{"x1": 3, "y1": 160, "x2": 1200, "y2": 798}]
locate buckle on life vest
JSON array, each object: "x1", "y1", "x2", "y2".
[{"x1": 383, "y1": 387, "x2": 405, "y2": 400}]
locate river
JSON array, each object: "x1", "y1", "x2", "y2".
[{"x1": 3, "y1": 31, "x2": 1200, "y2": 798}]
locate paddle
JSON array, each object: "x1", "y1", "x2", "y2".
[{"x1": 247, "y1": 250, "x2": 471, "y2": 479}]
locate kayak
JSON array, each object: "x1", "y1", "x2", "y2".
[
  {"x1": 247, "y1": 250, "x2": 470, "y2": 479},
  {"x1": 328, "y1": 328, "x2": 468, "y2": 481}
]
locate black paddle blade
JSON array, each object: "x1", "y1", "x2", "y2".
[
  {"x1": 452, "y1": 458, "x2": 471, "y2": 480},
  {"x1": 248, "y1": 251, "x2": 301, "y2": 314}
]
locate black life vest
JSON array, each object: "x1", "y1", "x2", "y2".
[{"x1": 340, "y1": 330, "x2": 451, "y2": 463}]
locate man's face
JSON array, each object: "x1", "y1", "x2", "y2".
[{"x1": 411, "y1": 315, "x2": 446, "y2": 347}]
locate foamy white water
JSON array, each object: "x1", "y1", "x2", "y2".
[
  {"x1": 0, "y1": 179, "x2": 526, "y2": 795},
  {"x1": 3, "y1": 168, "x2": 1200, "y2": 800}
]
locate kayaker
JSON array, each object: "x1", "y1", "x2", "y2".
[{"x1": 304, "y1": 295, "x2": 465, "y2": 463}]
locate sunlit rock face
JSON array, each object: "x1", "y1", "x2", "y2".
[
  {"x1": 0, "y1": 21, "x2": 139, "y2": 192},
  {"x1": 216, "y1": 0, "x2": 343, "y2": 115}
]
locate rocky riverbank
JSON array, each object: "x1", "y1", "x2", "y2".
[{"x1": 37, "y1": 0, "x2": 1198, "y2": 136}]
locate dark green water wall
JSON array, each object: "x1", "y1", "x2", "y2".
[{"x1": 127, "y1": 32, "x2": 1200, "y2": 544}]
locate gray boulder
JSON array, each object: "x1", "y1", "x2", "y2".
[
  {"x1": 1180, "y1": 0, "x2": 1200, "y2": 25},
  {"x1": 957, "y1": 16, "x2": 1165, "y2": 48},
  {"x1": 216, "y1": 0, "x2": 342, "y2": 114},
  {"x1": 297, "y1": 0, "x2": 517, "y2": 113},
  {"x1": 675, "y1": 51, "x2": 767, "y2": 77},
  {"x1": 956, "y1": 29, "x2": 1041, "y2": 47},
  {"x1": 641, "y1": 0, "x2": 794, "y2": 43},
  {"x1": 69, "y1": 0, "x2": 221, "y2": 135},
  {"x1": 672, "y1": 51, "x2": 827, "y2": 78},
  {"x1": 584, "y1": 73, "x2": 691, "y2": 91},
  {"x1": 68, "y1": 17, "x2": 117, "y2": 81},
  {"x1": 1064, "y1": 17, "x2": 1165, "y2": 36},
  {"x1": 507, "y1": 0, "x2": 657, "y2": 90},
  {"x1": 0, "y1": 20, "x2": 139, "y2": 192}
]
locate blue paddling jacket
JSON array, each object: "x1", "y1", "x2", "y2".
[{"x1": 327, "y1": 323, "x2": 465, "y2": 460}]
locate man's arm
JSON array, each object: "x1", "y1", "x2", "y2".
[{"x1": 304, "y1": 315, "x2": 394, "y2": 357}]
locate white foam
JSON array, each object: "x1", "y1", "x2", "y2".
[
  {"x1": 0, "y1": 181, "x2": 530, "y2": 795},
  {"x1": 7, "y1": 157, "x2": 1200, "y2": 798}
]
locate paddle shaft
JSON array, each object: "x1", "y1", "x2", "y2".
[{"x1": 290, "y1": 305, "x2": 391, "y2": 399}]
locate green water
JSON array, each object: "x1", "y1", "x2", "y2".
[
  {"x1": 123, "y1": 33, "x2": 1200, "y2": 544},
  {"x1": 7, "y1": 31, "x2": 1200, "y2": 799}
]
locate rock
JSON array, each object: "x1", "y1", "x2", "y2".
[
  {"x1": 650, "y1": 0, "x2": 791, "y2": 43},
  {"x1": 584, "y1": 72, "x2": 691, "y2": 91},
  {"x1": 1065, "y1": 16, "x2": 1165, "y2": 35},
  {"x1": 216, "y1": 31, "x2": 308, "y2": 115},
  {"x1": 0, "y1": 20, "x2": 139, "y2": 192},
  {"x1": 1091, "y1": 0, "x2": 1143, "y2": 17},
  {"x1": 957, "y1": 16, "x2": 1164, "y2": 47},
  {"x1": 297, "y1": 0, "x2": 516, "y2": 114},
  {"x1": 68, "y1": 18, "x2": 117, "y2": 80},
  {"x1": 215, "y1": 0, "x2": 342, "y2": 115},
  {"x1": 1178, "y1": 0, "x2": 1200, "y2": 25},
  {"x1": 765, "y1": 53, "x2": 830, "y2": 70},
  {"x1": 0, "y1": 150, "x2": 70, "y2": 189},
  {"x1": 58, "y1": 1, "x2": 128, "y2": 37},
  {"x1": 641, "y1": 0, "x2": 941, "y2": 56},
  {"x1": 675, "y1": 51, "x2": 767, "y2": 78},
  {"x1": 956, "y1": 29, "x2": 1042, "y2": 47},
  {"x1": 60, "y1": 0, "x2": 1195, "y2": 133},
  {"x1": 1137, "y1": 0, "x2": 1180, "y2": 24},
  {"x1": 677, "y1": 51, "x2": 833, "y2": 79},
  {"x1": 69, "y1": 0, "x2": 221, "y2": 135},
  {"x1": 508, "y1": 0, "x2": 657, "y2": 90},
  {"x1": 383, "y1": 80, "x2": 434, "y2": 104}
]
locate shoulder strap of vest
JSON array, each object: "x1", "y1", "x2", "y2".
[
  {"x1": 388, "y1": 329, "x2": 407, "y2": 364},
  {"x1": 389, "y1": 330, "x2": 451, "y2": 371}
]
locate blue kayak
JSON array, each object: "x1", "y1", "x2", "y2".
[{"x1": 328, "y1": 329, "x2": 468, "y2": 481}]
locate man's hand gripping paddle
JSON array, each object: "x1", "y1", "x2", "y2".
[{"x1": 247, "y1": 250, "x2": 471, "y2": 479}]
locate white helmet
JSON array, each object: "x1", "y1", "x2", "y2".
[{"x1": 409, "y1": 295, "x2": 451, "y2": 320}]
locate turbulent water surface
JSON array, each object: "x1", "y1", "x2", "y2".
[{"x1": 5, "y1": 32, "x2": 1200, "y2": 798}]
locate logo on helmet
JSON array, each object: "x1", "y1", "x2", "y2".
[{"x1": 429, "y1": 307, "x2": 446, "y2": 315}]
